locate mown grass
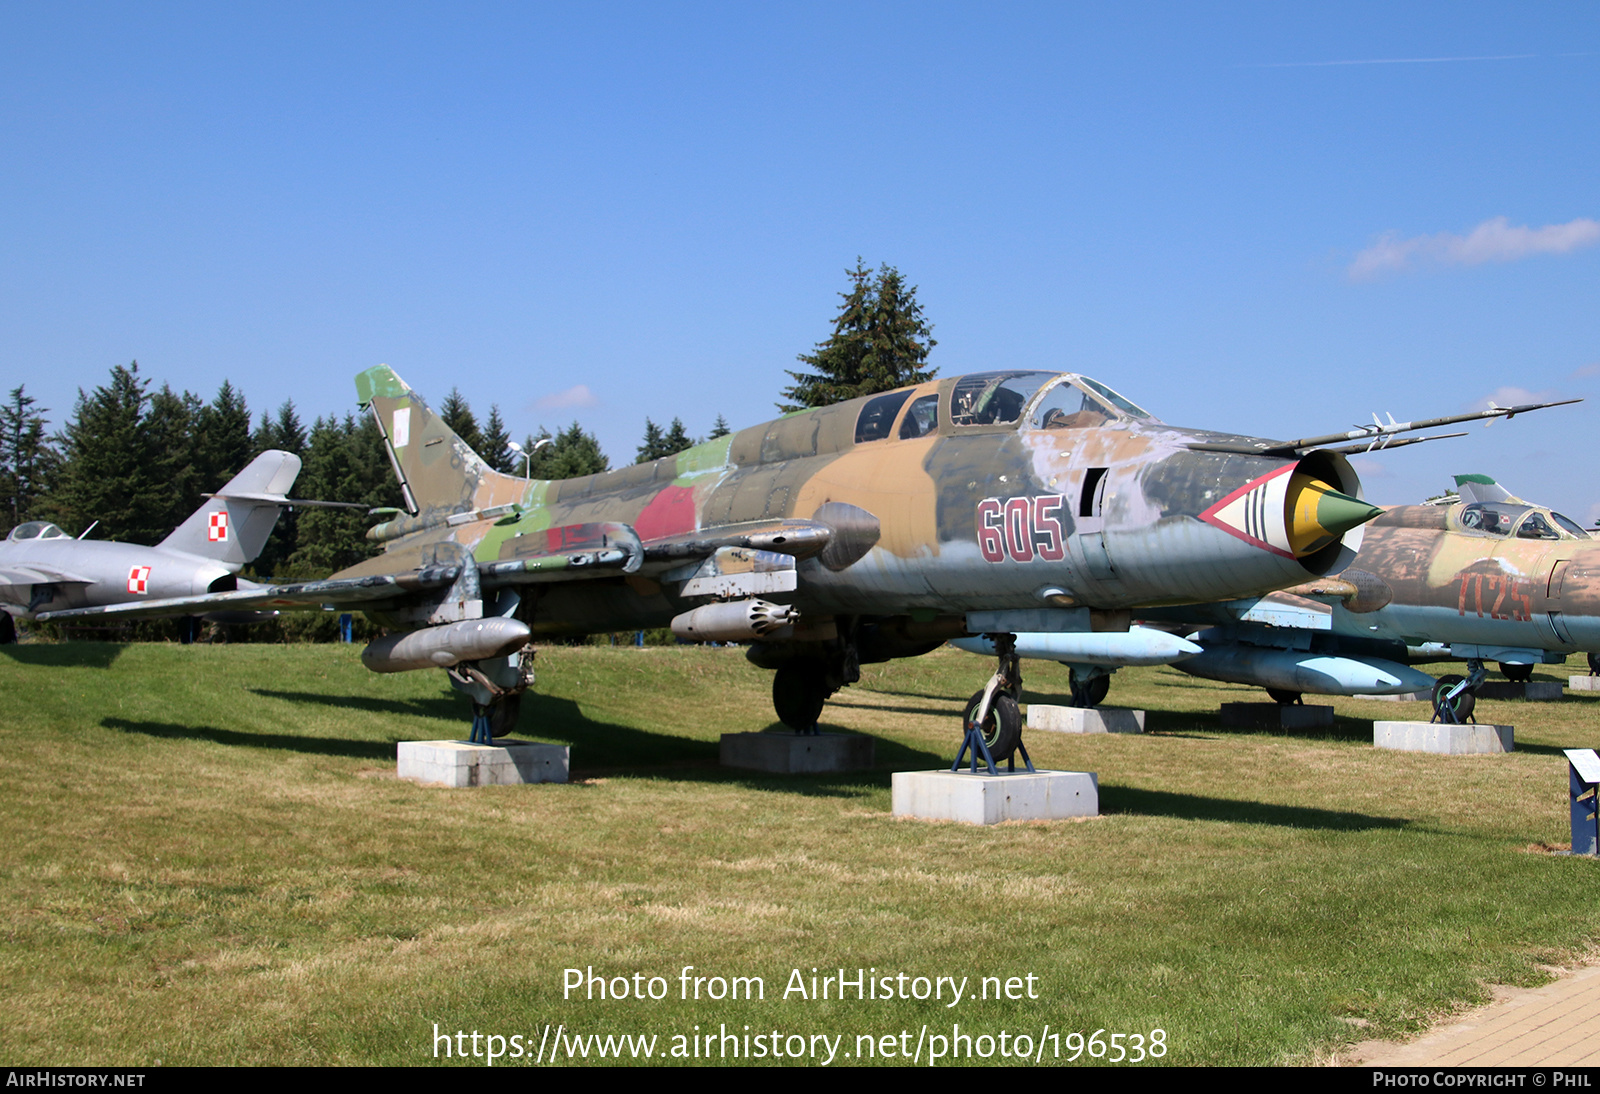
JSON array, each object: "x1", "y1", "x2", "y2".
[{"x1": 1, "y1": 641, "x2": 1596, "y2": 1066}]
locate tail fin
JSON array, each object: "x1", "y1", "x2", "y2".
[
  {"x1": 355, "y1": 365, "x2": 526, "y2": 517},
  {"x1": 1453, "y1": 474, "x2": 1528, "y2": 506},
  {"x1": 158, "y1": 450, "x2": 302, "y2": 567}
]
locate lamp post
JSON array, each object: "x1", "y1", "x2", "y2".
[{"x1": 505, "y1": 437, "x2": 552, "y2": 480}]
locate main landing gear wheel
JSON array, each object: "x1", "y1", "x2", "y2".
[
  {"x1": 773, "y1": 662, "x2": 827, "y2": 732},
  {"x1": 488, "y1": 692, "x2": 523, "y2": 739},
  {"x1": 963, "y1": 689, "x2": 1022, "y2": 762},
  {"x1": 1432, "y1": 674, "x2": 1476, "y2": 724},
  {"x1": 1068, "y1": 669, "x2": 1111, "y2": 708},
  {"x1": 1499, "y1": 662, "x2": 1533, "y2": 683},
  {"x1": 0, "y1": 612, "x2": 15, "y2": 645},
  {"x1": 1588, "y1": 651, "x2": 1600, "y2": 676},
  {"x1": 1265, "y1": 688, "x2": 1303, "y2": 706}
]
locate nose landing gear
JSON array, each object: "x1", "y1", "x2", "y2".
[{"x1": 954, "y1": 634, "x2": 1036, "y2": 775}]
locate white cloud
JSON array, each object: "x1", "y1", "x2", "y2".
[
  {"x1": 530, "y1": 384, "x2": 599, "y2": 411},
  {"x1": 1348, "y1": 457, "x2": 1389, "y2": 479},
  {"x1": 1568, "y1": 362, "x2": 1600, "y2": 380},
  {"x1": 1349, "y1": 216, "x2": 1600, "y2": 280}
]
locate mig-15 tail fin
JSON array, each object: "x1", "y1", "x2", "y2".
[{"x1": 157, "y1": 450, "x2": 302, "y2": 568}]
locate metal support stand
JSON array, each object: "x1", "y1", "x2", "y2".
[{"x1": 952, "y1": 727, "x2": 1036, "y2": 776}]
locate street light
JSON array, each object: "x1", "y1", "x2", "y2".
[{"x1": 505, "y1": 437, "x2": 552, "y2": 480}]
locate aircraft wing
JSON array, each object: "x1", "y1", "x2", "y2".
[
  {"x1": 0, "y1": 563, "x2": 96, "y2": 588},
  {"x1": 36, "y1": 524, "x2": 644, "y2": 624}
]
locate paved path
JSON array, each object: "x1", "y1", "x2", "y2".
[{"x1": 1344, "y1": 962, "x2": 1600, "y2": 1067}]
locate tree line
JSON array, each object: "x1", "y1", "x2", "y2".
[{"x1": 2, "y1": 259, "x2": 936, "y2": 586}]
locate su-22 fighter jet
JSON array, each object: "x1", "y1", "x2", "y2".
[
  {"x1": 45, "y1": 365, "x2": 1556, "y2": 754},
  {"x1": 0, "y1": 450, "x2": 305, "y2": 643},
  {"x1": 959, "y1": 469, "x2": 1595, "y2": 722}
]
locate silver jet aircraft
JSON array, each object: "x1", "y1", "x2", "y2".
[{"x1": 0, "y1": 450, "x2": 304, "y2": 643}]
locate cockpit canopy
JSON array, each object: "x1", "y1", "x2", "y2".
[
  {"x1": 1453, "y1": 502, "x2": 1590, "y2": 541},
  {"x1": 948, "y1": 371, "x2": 1156, "y2": 429},
  {"x1": 853, "y1": 370, "x2": 1158, "y2": 444},
  {"x1": 6, "y1": 521, "x2": 70, "y2": 542}
]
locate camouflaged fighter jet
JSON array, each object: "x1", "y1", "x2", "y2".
[
  {"x1": 0, "y1": 450, "x2": 305, "y2": 644},
  {"x1": 45, "y1": 364, "x2": 1524, "y2": 752},
  {"x1": 972, "y1": 471, "x2": 1598, "y2": 724}
]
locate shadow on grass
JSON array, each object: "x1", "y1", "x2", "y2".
[
  {"x1": 1103, "y1": 785, "x2": 1410, "y2": 831},
  {"x1": 103, "y1": 717, "x2": 395, "y2": 760},
  {"x1": 251, "y1": 688, "x2": 463, "y2": 722},
  {"x1": 1140, "y1": 708, "x2": 1378, "y2": 743},
  {"x1": 1, "y1": 642, "x2": 125, "y2": 668},
  {"x1": 827, "y1": 697, "x2": 959, "y2": 718}
]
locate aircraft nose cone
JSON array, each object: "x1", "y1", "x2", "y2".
[{"x1": 1287, "y1": 474, "x2": 1383, "y2": 557}]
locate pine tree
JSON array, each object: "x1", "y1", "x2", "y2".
[
  {"x1": 662, "y1": 417, "x2": 693, "y2": 455},
  {"x1": 194, "y1": 381, "x2": 251, "y2": 495},
  {"x1": 636, "y1": 418, "x2": 668, "y2": 464},
  {"x1": 708, "y1": 414, "x2": 731, "y2": 439},
  {"x1": 439, "y1": 387, "x2": 485, "y2": 455},
  {"x1": 527, "y1": 422, "x2": 608, "y2": 480},
  {"x1": 145, "y1": 384, "x2": 203, "y2": 533},
  {"x1": 49, "y1": 362, "x2": 162, "y2": 542},
  {"x1": 481, "y1": 405, "x2": 512, "y2": 471},
  {"x1": 780, "y1": 260, "x2": 937, "y2": 411},
  {"x1": 0, "y1": 386, "x2": 56, "y2": 534}
]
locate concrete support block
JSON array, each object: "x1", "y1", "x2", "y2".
[
  {"x1": 720, "y1": 732, "x2": 874, "y2": 774},
  {"x1": 1026, "y1": 705, "x2": 1145, "y2": 734},
  {"x1": 1476, "y1": 681, "x2": 1563, "y2": 701},
  {"x1": 1220, "y1": 703, "x2": 1334, "y2": 729},
  {"x1": 1373, "y1": 721, "x2": 1514, "y2": 754},
  {"x1": 1569, "y1": 676, "x2": 1600, "y2": 692},
  {"x1": 398, "y1": 739, "x2": 569, "y2": 787},
  {"x1": 1359, "y1": 691, "x2": 1432, "y2": 703},
  {"x1": 892, "y1": 769, "x2": 1098, "y2": 825}
]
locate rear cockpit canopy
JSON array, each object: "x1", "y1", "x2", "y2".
[
  {"x1": 1453, "y1": 502, "x2": 1589, "y2": 541},
  {"x1": 6, "y1": 521, "x2": 70, "y2": 542}
]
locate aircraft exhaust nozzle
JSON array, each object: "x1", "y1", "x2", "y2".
[
  {"x1": 361, "y1": 617, "x2": 531, "y2": 673},
  {"x1": 671, "y1": 599, "x2": 799, "y2": 643},
  {"x1": 1286, "y1": 473, "x2": 1383, "y2": 558}
]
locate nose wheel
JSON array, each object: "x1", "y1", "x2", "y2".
[
  {"x1": 1432, "y1": 659, "x2": 1484, "y2": 725},
  {"x1": 954, "y1": 634, "x2": 1035, "y2": 775}
]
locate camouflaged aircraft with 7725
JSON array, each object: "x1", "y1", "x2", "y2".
[{"x1": 40, "y1": 366, "x2": 1568, "y2": 756}]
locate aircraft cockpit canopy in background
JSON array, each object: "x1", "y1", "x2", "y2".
[
  {"x1": 1454, "y1": 502, "x2": 1590, "y2": 541},
  {"x1": 853, "y1": 371, "x2": 1159, "y2": 443},
  {"x1": 6, "y1": 522, "x2": 71, "y2": 543}
]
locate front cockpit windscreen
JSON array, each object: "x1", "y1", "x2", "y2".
[
  {"x1": 1076, "y1": 376, "x2": 1156, "y2": 420},
  {"x1": 6, "y1": 521, "x2": 69, "y2": 542}
]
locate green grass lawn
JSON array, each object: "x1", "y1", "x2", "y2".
[{"x1": 2, "y1": 640, "x2": 1597, "y2": 1066}]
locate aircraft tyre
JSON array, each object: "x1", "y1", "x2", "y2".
[
  {"x1": 489, "y1": 693, "x2": 523, "y2": 739},
  {"x1": 1066, "y1": 667, "x2": 1110, "y2": 708},
  {"x1": 1432, "y1": 674, "x2": 1476, "y2": 723},
  {"x1": 1499, "y1": 662, "x2": 1533, "y2": 683},
  {"x1": 773, "y1": 662, "x2": 827, "y2": 731},
  {"x1": 963, "y1": 689, "x2": 1022, "y2": 761},
  {"x1": 1589, "y1": 652, "x2": 1600, "y2": 676},
  {"x1": 1265, "y1": 688, "x2": 1303, "y2": 706},
  {"x1": 0, "y1": 612, "x2": 14, "y2": 645}
]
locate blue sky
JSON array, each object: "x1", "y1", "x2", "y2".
[{"x1": 3, "y1": 3, "x2": 1597, "y2": 519}]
